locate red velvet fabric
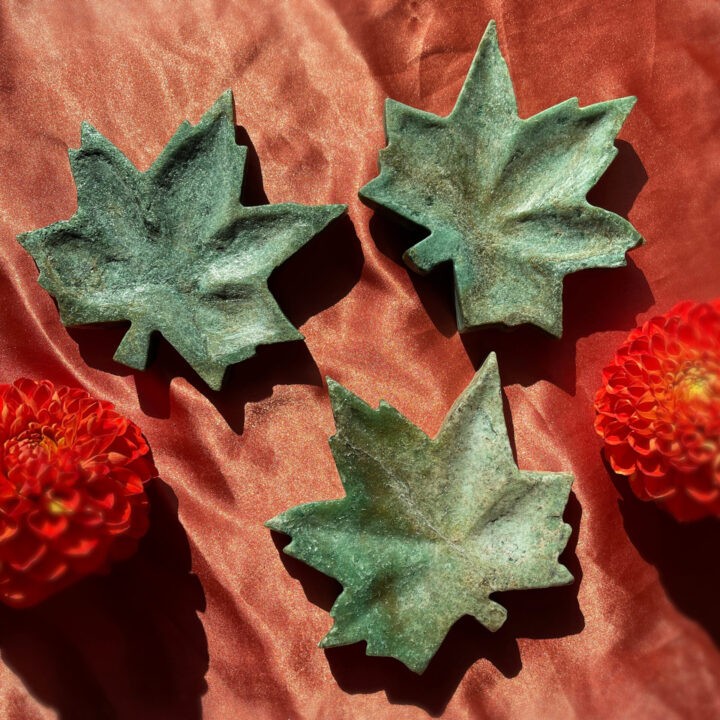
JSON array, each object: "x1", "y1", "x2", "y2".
[{"x1": 0, "y1": 1, "x2": 718, "y2": 718}]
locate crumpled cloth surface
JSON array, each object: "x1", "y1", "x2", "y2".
[{"x1": 0, "y1": 1, "x2": 718, "y2": 718}]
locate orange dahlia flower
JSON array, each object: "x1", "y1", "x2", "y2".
[
  {"x1": 0, "y1": 379, "x2": 156, "y2": 607},
  {"x1": 595, "y1": 299, "x2": 720, "y2": 521}
]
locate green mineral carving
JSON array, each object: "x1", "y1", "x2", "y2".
[
  {"x1": 267, "y1": 353, "x2": 574, "y2": 673},
  {"x1": 19, "y1": 92, "x2": 345, "y2": 389},
  {"x1": 360, "y1": 20, "x2": 642, "y2": 337}
]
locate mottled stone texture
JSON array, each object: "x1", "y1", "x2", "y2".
[
  {"x1": 360, "y1": 21, "x2": 642, "y2": 337},
  {"x1": 19, "y1": 92, "x2": 345, "y2": 389},
  {"x1": 267, "y1": 354, "x2": 574, "y2": 673}
]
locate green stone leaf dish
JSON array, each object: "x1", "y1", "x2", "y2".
[
  {"x1": 359, "y1": 20, "x2": 642, "y2": 337},
  {"x1": 267, "y1": 353, "x2": 574, "y2": 673},
  {"x1": 19, "y1": 92, "x2": 345, "y2": 390}
]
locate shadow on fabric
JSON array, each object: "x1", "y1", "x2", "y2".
[
  {"x1": 369, "y1": 140, "x2": 652, "y2": 394},
  {"x1": 0, "y1": 479, "x2": 208, "y2": 720},
  {"x1": 611, "y1": 466, "x2": 720, "y2": 647},
  {"x1": 269, "y1": 491, "x2": 583, "y2": 717},
  {"x1": 68, "y1": 124, "x2": 363, "y2": 434}
]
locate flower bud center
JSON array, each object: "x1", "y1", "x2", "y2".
[
  {"x1": 46, "y1": 498, "x2": 72, "y2": 515},
  {"x1": 5, "y1": 424, "x2": 58, "y2": 462},
  {"x1": 675, "y1": 361, "x2": 719, "y2": 406}
]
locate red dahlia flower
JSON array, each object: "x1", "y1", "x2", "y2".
[
  {"x1": 595, "y1": 299, "x2": 720, "y2": 521},
  {"x1": 0, "y1": 379, "x2": 156, "y2": 607}
]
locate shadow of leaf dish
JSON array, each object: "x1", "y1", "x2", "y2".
[
  {"x1": 611, "y1": 469, "x2": 720, "y2": 647},
  {"x1": 70, "y1": 323, "x2": 325, "y2": 436},
  {"x1": 19, "y1": 90, "x2": 357, "y2": 397},
  {"x1": 461, "y1": 258, "x2": 654, "y2": 395},
  {"x1": 370, "y1": 138, "x2": 652, "y2": 396},
  {"x1": 271, "y1": 491, "x2": 583, "y2": 717},
  {"x1": 267, "y1": 357, "x2": 584, "y2": 715},
  {"x1": 0, "y1": 479, "x2": 208, "y2": 720},
  {"x1": 66, "y1": 119, "x2": 362, "y2": 433},
  {"x1": 360, "y1": 21, "x2": 645, "y2": 341}
]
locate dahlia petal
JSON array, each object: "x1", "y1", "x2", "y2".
[
  {"x1": 0, "y1": 517, "x2": 18, "y2": 542},
  {"x1": 78, "y1": 398, "x2": 100, "y2": 415},
  {"x1": 106, "y1": 496, "x2": 132, "y2": 526},
  {"x1": 663, "y1": 491, "x2": 717, "y2": 522},
  {"x1": 642, "y1": 472, "x2": 676, "y2": 499},
  {"x1": 687, "y1": 442, "x2": 716, "y2": 465},
  {"x1": 607, "y1": 444, "x2": 638, "y2": 475},
  {"x1": 628, "y1": 472, "x2": 654, "y2": 500},
  {"x1": 635, "y1": 452, "x2": 668, "y2": 477},
  {"x1": 107, "y1": 451, "x2": 130, "y2": 465},
  {"x1": 86, "y1": 485, "x2": 116, "y2": 510},
  {"x1": 611, "y1": 399, "x2": 636, "y2": 420},
  {"x1": 628, "y1": 434, "x2": 655, "y2": 456},
  {"x1": 671, "y1": 457, "x2": 701, "y2": 474},
  {"x1": 606, "y1": 375, "x2": 630, "y2": 395},
  {"x1": 626, "y1": 383, "x2": 649, "y2": 399},
  {"x1": 685, "y1": 484, "x2": 719, "y2": 504},
  {"x1": 699, "y1": 311, "x2": 720, "y2": 338},
  {"x1": 639, "y1": 354, "x2": 662, "y2": 373},
  {"x1": 1, "y1": 589, "x2": 30, "y2": 607},
  {"x1": 29, "y1": 382, "x2": 53, "y2": 412},
  {"x1": 600, "y1": 420, "x2": 631, "y2": 445},
  {"x1": 36, "y1": 462, "x2": 60, "y2": 486},
  {"x1": 655, "y1": 437, "x2": 681, "y2": 457},
  {"x1": 634, "y1": 397, "x2": 657, "y2": 414},
  {"x1": 124, "y1": 475, "x2": 147, "y2": 495},
  {"x1": 93, "y1": 431, "x2": 122, "y2": 457},
  {"x1": 597, "y1": 298, "x2": 720, "y2": 521},
  {"x1": 28, "y1": 557, "x2": 69, "y2": 583},
  {"x1": 112, "y1": 467, "x2": 149, "y2": 494},
  {"x1": 629, "y1": 416, "x2": 653, "y2": 432},
  {"x1": 82, "y1": 461, "x2": 111, "y2": 480},
  {"x1": 601, "y1": 367, "x2": 620, "y2": 386},
  {"x1": 59, "y1": 533, "x2": 100, "y2": 557},
  {"x1": 76, "y1": 508, "x2": 105, "y2": 528},
  {"x1": 7, "y1": 536, "x2": 47, "y2": 571},
  {"x1": 14, "y1": 378, "x2": 38, "y2": 402},
  {"x1": 681, "y1": 430, "x2": 703, "y2": 447},
  {"x1": 666, "y1": 340, "x2": 681, "y2": 357},
  {"x1": 654, "y1": 422, "x2": 676, "y2": 439},
  {"x1": 594, "y1": 412, "x2": 610, "y2": 435},
  {"x1": 133, "y1": 455, "x2": 157, "y2": 476},
  {"x1": 678, "y1": 324, "x2": 698, "y2": 346},
  {"x1": 27, "y1": 511, "x2": 68, "y2": 540},
  {"x1": 629, "y1": 338, "x2": 650, "y2": 355},
  {"x1": 1, "y1": 496, "x2": 29, "y2": 517},
  {"x1": 0, "y1": 477, "x2": 18, "y2": 499},
  {"x1": 110, "y1": 434, "x2": 147, "y2": 462},
  {"x1": 624, "y1": 361, "x2": 644, "y2": 378},
  {"x1": 0, "y1": 379, "x2": 153, "y2": 606}
]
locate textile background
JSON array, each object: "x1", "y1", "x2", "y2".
[{"x1": 0, "y1": 1, "x2": 718, "y2": 718}]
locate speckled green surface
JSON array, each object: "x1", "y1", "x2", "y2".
[
  {"x1": 19, "y1": 92, "x2": 345, "y2": 389},
  {"x1": 360, "y1": 20, "x2": 642, "y2": 337},
  {"x1": 267, "y1": 353, "x2": 574, "y2": 673}
]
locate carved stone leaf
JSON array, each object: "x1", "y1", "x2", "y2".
[
  {"x1": 359, "y1": 20, "x2": 642, "y2": 337},
  {"x1": 266, "y1": 353, "x2": 574, "y2": 673},
  {"x1": 19, "y1": 92, "x2": 345, "y2": 389}
]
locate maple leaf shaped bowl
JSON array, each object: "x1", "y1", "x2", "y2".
[
  {"x1": 360, "y1": 20, "x2": 643, "y2": 337},
  {"x1": 19, "y1": 91, "x2": 346, "y2": 390},
  {"x1": 267, "y1": 353, "x2": 574, "y2": 674}
]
